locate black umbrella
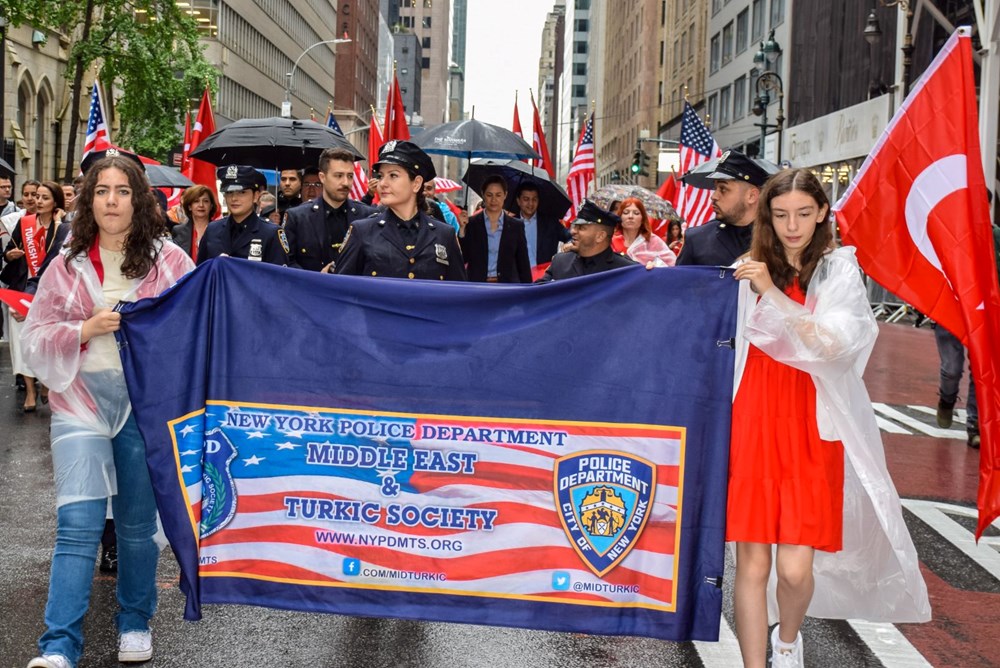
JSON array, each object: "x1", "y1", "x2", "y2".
[
  {"x1": 0, "y1": 156, "x2": 15, "y2": 178},
  {"x1": 463, "y1": 159, "x2": 571, "y2": 221},
  {"x1": 144, "y1": 164, "x2": 194, "y2": 189},
  {"x1": 190, "y1": 117, "x2": 363, "y2": 170},
  {"x1": 413, "y1": 119, "x2": 540, "y2": 161}
]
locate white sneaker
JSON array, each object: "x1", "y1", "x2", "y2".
[
  {"x1": 118, "y1": 630, "x2": 153, "y2": 663},
  {"x1": 770, "y1": 625, "x2": 804, "y2": 668},
  {"x1": 27, "y1": 655, "x2": 72, "y2": 668}
]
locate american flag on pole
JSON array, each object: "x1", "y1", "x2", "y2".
[
  {"x1": 564, "y1": 112, "x2": 595, "y2": 222},
  {"x1": 675, "y1": 102, "x2": 721, "y2": 228},
  {"x1": 82, "y1": 83, "x2": 111, "y2": 160}
]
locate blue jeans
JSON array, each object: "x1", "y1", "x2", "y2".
[
  {"x1": 935, "y1": 325, "x2": 979, "y2": 434},
  {"x1": 38, "y1": 413, "x2": 159, "y2": 665}
]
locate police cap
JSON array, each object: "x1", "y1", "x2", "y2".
[
  {"x1": 217, "y1": 165, "x2": 265, "y2": 193},
  {"x1": 707, "y1": 150, "x2": 771, "y2": 187},
  {"x1": 81, "y1": 147, "x2": 146, "y2": 175},
  {"x1": 373, "y1": 140, "x2": 437, "y2": 182},
  {"x1": 574, "y1": 200, "x2": 620, "y2": 227}
]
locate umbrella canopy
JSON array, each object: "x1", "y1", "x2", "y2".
[
  {"x1": 190, "y1": 117, "x2": 363, "y2": 170},
  {"x1": 462, "y1": 158, "x2": 571, "y2": 221},
  {"x1": 0, "y1": 157, "x2": 15, "y2": 178},
  {"x1": 680, "y1": 156, "x2": 780, "y2": 190},
  {"x1": 414, "y1": 119, "x2": 540, "y2": 160},
  {"x1": 144, "y1": 164, "x2": 194, "y2": 189},
  {"x1": 434, "y1": 178, "x2": 463, "y2": 194},
  {"x1": 590, "y1": 184, "x2": 680, "y2": 221}
]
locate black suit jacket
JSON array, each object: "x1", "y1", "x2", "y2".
[
  {"x1": 283, "y1": 197, "x2": 377, "y2": 271},
  {"x1": 335, "y1": 211, "x2": 466, "y2": 281},
  {"x1": 460, "y1": 212, "x2": 532, "y2": 283},
  {"x1": 3, "y1": 219, "x2": 67, "y2": 292},
  {"x1": 197, "y1": 213, "x2": 288, "y2": 266},
  {"x1": 675, "y1": 220, "x2": 752, "y2": 267},
  {"x1": 532, "y1": 213, "x2": 572, "y2": 265},
  {"x1": 536, "y1": 246, "x2": 637, "y2": 282}
]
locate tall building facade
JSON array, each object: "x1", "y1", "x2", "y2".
[
  {"x1": 658, "y1": 0, "x2": 711, "y2": 143},
  {"x1": 334, "y1": 0, "x2": 380, "y2": 134},
  {"x1": 596, "y1": 0, "x2": 664, "y2": 188},
  {"x1": 393, "y1": 33, "x2": 423, "y2": 117},
  {"x1": 376, "y1": 13, "x2": 396, "y2": 113},
  {"x1": 394, "y1": 0, "x2": 452, "y2": 128},
  {"x1": 556, "y1": 0, "x2": 591, "y2": 180},
  {"x1": 537, "y1": 2, "x2": 566, "y2": 165}
]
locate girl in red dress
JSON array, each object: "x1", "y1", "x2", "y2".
[{"x1": 729, "y1": 169, "x2": 858, "y2": 668}]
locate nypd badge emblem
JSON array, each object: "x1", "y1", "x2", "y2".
[
  {"x1": 200, "y1": 427, "x2": 239, "y2": 538},
  {"x1": 226, "y1": 165, "x2": 239, "y2": 179},
  {"x1": 434, "y1": 243, "x2": 448, "y2": 265},
  {"x1": 248, "y1": 239, "x2": 263, "y2": 260},
  {"x1": 554, "y1": 450, "x2": 657, "y2": 577},
  {"x1": 107, "y1": 147, "x2": 120, "y2": 157},
  {"x1": 383, "y1": 139, "x2": 398, "y2": 154}
]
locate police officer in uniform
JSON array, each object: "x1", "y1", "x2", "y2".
[
  {"x1": 335, "y1": 141, "x2": 466, "y2": 281},
  {"x1": 536, "y1": 201, "x2": 636, "y2": 282},
  {"x1": 197, "y1": 165, "x2": 289, "y2": 266},
  {"x1": 676, "y1": 150, "x2": 771, "y2": 267},
  {"x1": 284, "y1": 148, "x2": 377, "y2": 272}
]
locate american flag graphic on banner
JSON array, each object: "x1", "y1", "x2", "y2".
[
  {"x1": 564, "y1": 112, "x2": 595, "y2": 222},
  {"x1": 82, "y1": 83, "x2": 111, "y2": 160},
  {"x1": 676, "y1": 102, "x2": 721, "y2": 228}
]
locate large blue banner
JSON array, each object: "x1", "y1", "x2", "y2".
[{"x1": 117, "y1": 259, "x2": 737, "y2": 642}]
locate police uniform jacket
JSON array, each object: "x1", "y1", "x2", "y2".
[
  {"x1": 335, "y1": 209, "x2": 467, "y2": 281},
  {"x1": 675, "y1": 220, "x2": 753, "y2": 267},
  {"x1": 283, "y1": 196, "x2": 377, "y2": 271},
  {"x1": 460, "y1": 212, "x2": 532, "y2": 283},
  {"x1": 536, "y1": 245, "x2": 636, "y2": 283},
  {"x1": 196, "y1": 212, "x2": 288, "y2": 266}
]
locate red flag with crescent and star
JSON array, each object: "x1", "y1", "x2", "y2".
[{"x1": 833, "y1": 27, "x2": 1000, "y2": 538}]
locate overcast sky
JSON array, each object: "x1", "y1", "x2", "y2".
[{"x1": 463, "y1": 1, "x2": 557, "y2": 128}]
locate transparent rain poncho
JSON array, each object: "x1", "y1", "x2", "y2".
[
  {"x1": 22, "y1": 240, "x2": 194, "y2": 507},
  {"x1": 732, "y1": 247, "x2": 931, "y2": 623}
]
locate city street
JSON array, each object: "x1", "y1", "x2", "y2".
[{"x1": 0, "y1": 320, "x2": 997, "y2": 668}]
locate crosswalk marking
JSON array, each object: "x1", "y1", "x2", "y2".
[
  {"x1": 693, "y1": 614, "x2": 744, "y2": 667},
  {"x1": 908, "y1": 404, "x2": 968, "y2": 424},
  {"x1": 901, "y1": 499, "x2": 1000, "y2": 580},
  {"x1": 872, "y1": 403, "x2": 967, "y2": 439},
  {"x1": 846, "y1": 620, "x2": 933, "y2": 668}
]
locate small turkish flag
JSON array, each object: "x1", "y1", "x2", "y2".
[{"x1": 834, "y1": 28, "x2": 1000, "y2": 539}]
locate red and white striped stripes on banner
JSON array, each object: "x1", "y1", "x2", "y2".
[
  {"x1": 433, "y1": 178, "x2": 463, "y2": 194},
  {"x1": 563, "y1": 112, "x2": 595, "y2": 223},
  {"x1": 675, "y1": 102, "x2": 721, "y2": 228}
]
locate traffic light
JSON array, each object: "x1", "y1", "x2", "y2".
[{"x1": 630, "y1": 148, "x2": 650, "y2": 177}]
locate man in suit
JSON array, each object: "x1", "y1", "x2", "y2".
[
  {"x1": 514, "y1": 182, "x2": 571, "y2": 267},
  {"x1": 460, "y1": 175, "x2": 531, "y2": 283},
  {"x1": 676, "y1": 150, "x2": 770, "y2": 267},
  {"x1": 284, "y1": 148, "x2": 377, "y2": 272},
  {"x1": 197, "y1": 165, "x2": 288, "y2": 266},
  {"x1": 536, "y1": 200, "x2": 635, "y2": 282}
]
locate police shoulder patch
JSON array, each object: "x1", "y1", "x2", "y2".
[
  {"x1": 277, "y1": 228, "x2": 290, "y2": 254},
  {"x1": 342, "y1": 224, "x2": 354, "y2": 248}
]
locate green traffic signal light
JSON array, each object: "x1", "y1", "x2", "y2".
[{"x1": 630, "y1": 149, "x2": 643, "y2": 174}]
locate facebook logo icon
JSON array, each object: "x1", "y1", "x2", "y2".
[
  {"x1": 552, "y1": 571, "x2": 570, "y2": 591},
  {"x1": 342, "y1": 558, "x2": 361, "y2": 576}
]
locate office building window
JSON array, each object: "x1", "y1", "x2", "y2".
[
  {"x1": 422, "y1": 36, "x2": 431, "y2": 49},
  {"x1": 722, "y1": 21, "x2": 733, "y2": 65},
  {"x1": 708, "y1": 93, "x2": 718, "y2": 125},
  {"x1": 710, "y1": 33, "x2": 720, "y2": 73},
  {"x1": 733, "y1": 75, "x2": 746, "y2": 120},
  {"x1": 711, "y1": 0, "x2": 723, "y2": 15},
  {"x1": 736, "y1": 9, "x2": 748, "y2": 53},
  {"x1": 770, "y1": 0, "x2": 785, "y2": 28},
  {"x1": 421, "y1": 57, "x2": 430, "y2": 68},
  {"x1": 719, "y1": 85, "x2": 731, "y2": 127},
  {"x1": 752, "y1": 0, "x2": 764, "y2": 41},
  {"x1": 423, "y1": 16, "x2": 432, "y2": 28}
]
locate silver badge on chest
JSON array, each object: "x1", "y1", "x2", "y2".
[
  {"x1": 249, "y1": 239, "x2": 263, "y2": 261},
  {"x1": 434, "y1": 243, "x2": 448, "y2": 265}
]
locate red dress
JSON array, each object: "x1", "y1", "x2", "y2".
[{"x1": 726, "y1": 279, "x2": 844, "y2": 552}]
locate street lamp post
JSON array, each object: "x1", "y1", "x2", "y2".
[
  {"x1": 752, "y1": 30, "x2": 784, "y2": 162},
  {"x1": 863, "y1": 1, "x2": 915, "y2": 99},
  {"x1": 282, "y1": 38, "x2": 352, "y2": 119}
]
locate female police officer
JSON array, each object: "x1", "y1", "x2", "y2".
[{"x1": 334, "y1": 141, "x2": 465, "y2": 281}]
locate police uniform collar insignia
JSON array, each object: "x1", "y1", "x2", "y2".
[
  {"x1": 435, "y1": 243, "x2": 448, "y2": 265},
  {"x1": 226, "y1": 165, "x2": 239, "y2": 179}
]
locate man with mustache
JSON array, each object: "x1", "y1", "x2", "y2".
[
  {"x1": 284, "y1": 148, "x2": 377, "y2": 273},
  {"x1": 676, "y1": 150, "x2": 770, "y2": 267}
]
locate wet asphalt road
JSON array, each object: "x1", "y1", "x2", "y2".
[{"x1": 1, "y1": 324, "x2": 996, "y2": 668}]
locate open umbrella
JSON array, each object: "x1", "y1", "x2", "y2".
[
  {"x1": 413, "y1": 119, "x2": 540, "y2": 161},
  {"x1": 463, "y1": 159, "x2": 572, "y2": 221},
  {"x1": 590, "y1": 184, "x2": 680, "y2": 221},
  {"x1": 190, "y1": 117, "x2": 363, "y2": 170},
  {"x1": 144, "y1": 164, "x2": 194, "y2": 189},
  {"x1": 0, "y1": 157, "x2": 15, "y2": 178},
  {"x1": 680, "y1": 156, "x2": 780, "y2": 190}
]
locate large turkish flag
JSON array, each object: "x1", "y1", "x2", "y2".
[{"x1": 834, "y1": 28, "x2": 1000, "y2": 538}]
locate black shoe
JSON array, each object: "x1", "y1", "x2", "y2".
[
  {"x1": 937, "y1": 399, "x2": 956, "y2": 428},
  {"x1": 969, "y1": 433, "x2": 981, "y2": 450},
  {"x1": 99, "y1": 542, "x2": 118, "y2": 573}
]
